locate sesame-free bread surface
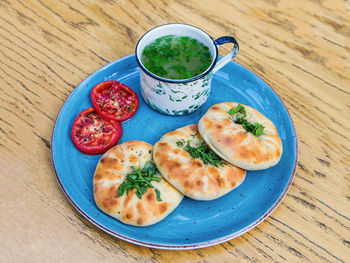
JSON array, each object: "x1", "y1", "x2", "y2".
[
  {"x1": 153, "y1": 124, "x2": 246, "y2": 200},
  {"x1": 198, "y1": 102, "x2": 283, "y2": 170},
  {"x1": 93, "y1": 141, "x2": 183, "y2": 226}
]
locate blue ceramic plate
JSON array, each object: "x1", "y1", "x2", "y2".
[{"x1": 51, "y1": 55, "x2": 298, "y2": 250}]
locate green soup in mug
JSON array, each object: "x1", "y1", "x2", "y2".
[{"x1": 141, "y1": 35, "x2": 213, "y2": 80}]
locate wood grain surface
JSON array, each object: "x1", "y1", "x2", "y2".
[{"x1": 1, "y1": 0, "x2": 349, "y2": 262}]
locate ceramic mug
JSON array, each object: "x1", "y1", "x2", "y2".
[{"x1": 135, "y1": 23, "x2": 239, "y2": 115}]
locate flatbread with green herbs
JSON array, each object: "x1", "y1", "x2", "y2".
[
  {"x1": 153, "y1": 124, "x2": 246, "y2": 200},
  {"x1": 93, "y1": 141, "x2": 183, "y2": 226},
  {"x1": 198, "y1": 102, "x2": 283, "y2": 170}
]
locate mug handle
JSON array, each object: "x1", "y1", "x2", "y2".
[{"x1": 212, "y1": 36, "x2": 239, "y2": 74}]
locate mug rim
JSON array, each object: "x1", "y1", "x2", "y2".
[{"x1": 135, "y1": 23, "x2": 218, "y2": 83}]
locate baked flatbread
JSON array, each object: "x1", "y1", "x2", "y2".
[
  {"x1": 198, "y1": 102, "x2": 283, "y2": 170},
  {"x1": 93, "y1": 141, "x2": 183, "y2": 226},
  {"x1": 153, "y1": 124, "x2": 246, "y2": 200}
]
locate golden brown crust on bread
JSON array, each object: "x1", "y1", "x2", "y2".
[
  {"x1": 153, "y1": 125, "x2": 246, "y2": 200},
  {"x1": 198, "y1": 102, "x2": 283, "y2": 170},
  {"x1": 93, "y1": 141, "x2": 183, "y2": 226}
]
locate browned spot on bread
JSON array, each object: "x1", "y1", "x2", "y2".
[
  {"x1": 174, "y1": 149, "x2": 181, "y2": 154},
  {"x1": 154, "y1": 142, "x2": 169, "y2": 159},
  {"x1": 108, "y1": 184, "x2": 118, "y2": 195},
  {"x1": 184, "y1": 180, "x2": 193, "y2": 188},
  {"x1": 124, "y1": 141, "x2": 146, "y2": 151},
  {"x1": 93, "y1": 183, "x2": 100, "y2": 193},
  {"x1": 237, "y1": 145, "x2": 251, "y2": 159},
  {"x1": 207, "y1": 166, "x2": 223, "y2": 188},
  {"x1": 97, "y1": 170, "x2": 122, "y2": 181},
  {"x1": 114, "y1": 150, "x2": 126, "y2": 162},
  {"x1": 137, "y1": 202, "x2": 145, "y2": 211},
  {"x1": 167, "y1": 130, "x2": 185, "y2": 137},
  {"x1": 208, "y1": 166, "x2": 219, "y2": 175},
  {"x1": 179, "y1": 149, "x2": 189, "y2": 158},
  {"x1": 226, "y1": 166, "x2": 246, "y2": 187},
  {"x1": 222, "y1": 118, "x2": 231, "y2": 126},
  {"x1": 155, "y1": 141, "x2": 192, "y2": 183},
  {"x1": 275, "y1": 148, "x2": 281, "y2": 158},
  {"x1": 246, "y1": 145, "x2": 266, "y2": 163},
  {"x1": 102, "y1": 197, "x2": 117, "y2": 211},
  {"x1": 211, "y1": 106, "x2": 220, "y2": 111},
  {"x1": 169, "y1": 161, "x2": 181, "y2": 172},
  {"x1": 94, "y1": 173, "x2": 102, "y2": 180},
  {"x1": 129, "y1": 154, "x2": 137, "y2": 164},
  {"x1": 159, "y1": 203, "x2": 168, "y2": 213},
  {"x1": 123, "y1": 189, "x2": 134, "y2": 206},
  {"x1": 100, "y1": 156, "x2": 114, "y2": 166},
  {"x1": 123, "y1": 207, "x2": 136, "y2": 221},
  {"x1": 98, "y1": 156, "x2": 124, "y2": 172},
  {"x1": 224, "y1": 137, "x2": 232, "y2": 146},
  {"x1": 201, "y1": 118, "x2": 213, "y2": 129},
  {"x1": 234, "y1": 132, "x2": 248, "y2": 145},
  {"x1": 147, "y1": 192, "x2": 154, "y2": 201},
  {"x1": 95, "y1": 184, "x2": 119, "y2": 213},
  {"x1": 196, "y1": 180, "x2": 203, "y2": 186},
  {"x1": 136, "y1": 202, "x2": 146, "y2": 224},
  {"x1": 216, "y1": 124, "x2": 223, "y2": 130},
  {"x1": 188, "y1": 124, "x2": 198, "y2": 133},
  {"x1": 189, "y1": 159, "x2": 203, "y2": 168},
  {"x1": 215, "y1": 177, "x2": 222, "y2": 186}
]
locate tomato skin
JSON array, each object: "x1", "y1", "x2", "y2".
[
  {"x1": 71, "y1": 107, "x2": 123, "y2": 155},
  {"x1": 91, "y1": 81, "x2": 139, "y2": 122}
]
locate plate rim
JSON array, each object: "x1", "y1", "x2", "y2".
[{"x1": 50, "y1": 54, "x2": 298, "y2": 250}]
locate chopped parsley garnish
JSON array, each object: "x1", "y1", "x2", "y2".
[
  {"x1": 117, "y1": 161, "x2": 162, "y2": 201},
  {"x1": 228, "y1": 104, "x2": 265, "y2": 137},
  {"x1": 176, "y1": 141, "x2": 184, "y2": 147},
  {"x1": 177, "y1": 140, "x2": 224, "y2": 167},
  {"x1": 154, "y1": 189, "x2": 162, "y2": 202}
]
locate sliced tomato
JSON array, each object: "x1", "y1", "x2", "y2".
[
  {"x1": 71, "y1": 107, "x2": 123, "y2": 155},
  {"x1": 91, "y1": 81, "x2": 139, "y2": 121}
]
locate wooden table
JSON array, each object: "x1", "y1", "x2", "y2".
[{"x1": 1, "y1": 0, "x2": 349, "y2": 262}]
